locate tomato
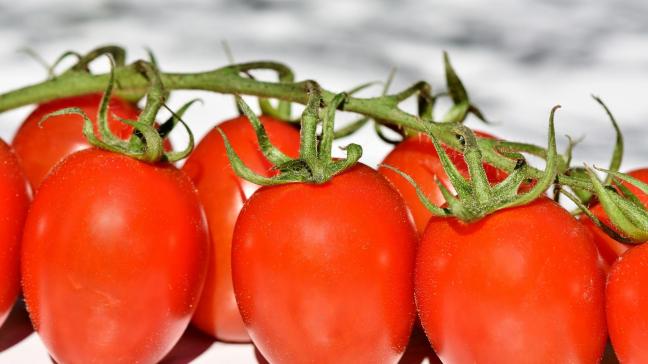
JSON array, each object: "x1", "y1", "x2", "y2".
[
  {"x1": 12, "y1": 93, "x2": 171, "y2": 191},
  {"x1": 21, "y1": 149, "x2": 209, "y2": 364},
  {"x1": 232, "y1": 164, "x2": 417, "y2": 363},
  {"x1": 183, "y1": 115, "x2": 300, "y2": 342},
  {"x1": 378, "y1": 132, "x2": 506, "y2": 234},
  {"x1": 606, "y1": 242, "x2": 648, "y2": 362},
  {"x1": 416, "y1": 198, "x2": 606, "y2": 363},
  {"x1": 580, "y1": 168, "x2": 648, "y2": 271},
  {"x1": 0, "y1": 139, "x2": 29, "y2": 328}
]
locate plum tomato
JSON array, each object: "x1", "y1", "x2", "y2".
[
  {"x1": 183, "y1": 115, "x2": 300, "y2": 342},
  {"x1": 0, "y1": 139, "x2": 29, "y2": 328},
  {"x1": 416, "y1": 197, "x2": 606, "y2": 363},
  {"x1": 606, "y1": 242, "x2": 648, "y2": 363},
  {"x1": 21, "y1": 148, "x2": 209, "y2": 364},
  {"x1": 12, "y1": 93, "x2": 171, "y2": 191},
  {"x1": 232, "y1": 164, "x2": 417, "y2": 363},
  {"x1": 580, "y1": 168, "x2": 648, "y2": 271}
]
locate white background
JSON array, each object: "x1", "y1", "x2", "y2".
[{"x1": 1, "y1": 0, "x2": 646, "y2": 362}]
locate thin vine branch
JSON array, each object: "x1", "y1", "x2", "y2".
[{"x1": 0, "y1": 58, "x2": 630, "y2": 203}]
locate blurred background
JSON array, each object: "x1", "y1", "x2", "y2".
[
  {"x1": 2, "y1": 0, "x2": 648, "y2": 168},
  {"x1": 0, "y1": 0, "x2": 645, "y2": 362}
]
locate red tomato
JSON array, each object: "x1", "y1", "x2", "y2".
[
  {"x1": 378, "y1": 132, "x2": 506, "y2": 234},
  {"x1": 21, "y1": 149, "x2": 209, "y2": 364},
  {"x1": 183, "y1": 115, "x2": 300, "y2": 342},
  {"x1": 580, "y1": 168, "x2": 648, "y2": 271},
  {"x1": 12, "y1": 93, "x2": 171, "y2": 191},
  {"x1": 0, "y1": 139, "x2": 29, "y2": 328},
  {"x1": 416, "y1": 198, "x2": 606, "y2": 363},
  {"x1": 607, "y1": 242, "x2": 648, "y2": 362},
  {"x1": 232, "y1": 164, "x2": 417, "y2": 363}
]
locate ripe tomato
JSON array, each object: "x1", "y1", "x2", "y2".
[
  {"x1": 0, "y1": 139, "x2": 29, "y2": 328},
  {"x1": 580, "y1": 168, "x2": 648, "y2": 271},
  {"x1": 21, "y1": 149, "x2": 209, "y2": 364},
  {"x1": 183, "y1": 115, "x2": 300, "y2": 342},
  {"x1": 378, "y1": 132, "x2": 506, "y2": 233},
  {"x1": 416, "y1": 198, "x2": 606, "y2": 363},
  {"x1": 12, "y1": 93, "x2": 171, "y2": 191},
  {"x1": 232, "y1": 164, "x2": 417, "y2": 363},
  {"x1": 607, "y1": 242, "x2": 648, "y2": 362}
]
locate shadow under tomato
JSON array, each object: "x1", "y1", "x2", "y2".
[
  {"x1": 399, "y1": 322, "x2": 441, "y2": 364},
  {"x1": 0, "y1": 298, "x2": 34, "y2": 352},
  {"x1": 252, "y1": 323, "x2": 442, "y2": 364},
  {"x1": 254, "y1": 345, "x2": 269, "y2": 364},
  {"x1": 602, "y1": 339, "x2": 619, "y2": 364},
  {"x1": 159, "y1": 325, "x2": 215, "y2": 364}
]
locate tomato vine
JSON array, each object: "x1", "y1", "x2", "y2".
[{"x1": 1, "y1": 44, "x2": 646, "y2": 241}]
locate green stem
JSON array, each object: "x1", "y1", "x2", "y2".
[
  {"x1": 6, "y1": 50, "x2": 648, "y2": 238},
  {"x1": 320, "y1": 93, "x2": 347, "y2": 161},
  {"x1": 591, "y1": 95, "x2": 624, "y2": 185},
  {"x1": 134, "y1": 61, "x2": 166, "y2": 126},
  {"x1": 299, "y1": 82, "x2": 322, "y2": 178},
  {"x1": 457, "y1": 125, "x2": 491, "y2": 205},
  {"x1": 0, "y1": 63, "x2": 423, "y2": 131},
  {"x1": 0, "y1": 59, "x2": 630, "y2": 202}
]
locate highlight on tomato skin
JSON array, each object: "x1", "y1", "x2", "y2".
[
  {"x1": 20, "y1": 148, "x2": 209, "y2": 364},
  {"x1": 183, "y1": 114, "x2": 300, "y2": 343},
  {"x1": 580, "y1": 168, "x2": 648, "y2": 271},
  {"x1": 0, "y1": 139, "x2": 29, "y2": 329},
  {"x1": 232, "y1": 163, "x2": 418, "y2": 364},
  {"x1": 606, "y1": 242, "x2": 648, "y2": 363},
  {"x1": 378, "y1": 131, "x2": 506, "y2": 234},
  {"x1": 416, "y1": 197, "x2": 606, "y2": 364}
]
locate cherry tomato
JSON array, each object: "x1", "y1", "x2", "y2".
[
  {"x1": 12, "y1": 93, "x2": 171, "y2": 191},
  {"x1": 183, "y1": 115, "x2": 300, "y2": 342},
  {"x1": 580, "y1": 168, "x2": 648, "y2": 271},
  {"x1": 607, "y1": 242, "x2": 648, "y2": 362},
  {"x1": 232, "y1": 164, "x2": 417, "y2": 363},
  {"x1": 0, "y1": 139, "x2": 29, "y2": 328},
  {"x1": 21, "y1": 149, "x2": 209, "y2": 364},
  {"x1": 378, "y1": 132, "x2": 506, "y2": 234},
  {"x1": 416, "y1": 198, "x2": 606, "y2": 363}
]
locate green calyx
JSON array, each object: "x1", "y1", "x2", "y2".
[
  {"x1": 362, "y1": 52, "x2": 488, "y2": 145},
  {"x1": 441, "y1": 51, "x2": 489, "y2": 124},
  {"x1": 39, "y1": 51, "x2": 196, "y2": 164},
  {"x1": 383, "y1": 105, "x2": 559, "y2": 222},
  {"x1": 330, "y1": 81, "x2": 382, "y2": 139},
  {"x1": 555, "y1": 95, "x2": 648, "y2": 242},
  {"x1": 580, "y1": 167, "x2": 648, "y2": 243},
  {"x1": 219, "y1": 82, "x2": 362, "y2": 185},
  {"x1": 228, "y1": 50, "x2": 295, "y2": 122},
  {"x1": 558, "y1": 96, "x2": 624, "y2": 205}
]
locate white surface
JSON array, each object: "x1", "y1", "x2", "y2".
[
  {"x1": 2, "y1": 0, "x2": 648, "y2": 170},
  {"x1": 0, "y1": 0, "x2": 646, "y2": 362}
]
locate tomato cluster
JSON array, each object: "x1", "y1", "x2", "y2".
[{"x1": 0, "y1": 90, "x2": 645, "y2": 364}]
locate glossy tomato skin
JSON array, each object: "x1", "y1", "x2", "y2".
[
  {"x1": 378, "y1": 132, "x2": 506, "y2": 234},
  {"x1": 232, "y1": 164, "x2": 417, "y2": 364},
  {"x1": 0, "y1": 139, "x2": 29, "y2": 328},
  {"x1": 183, "y1": 115, "x2": 300, "y2": 342},
  {"x1": 581, "y1": 168, "x2": 648, "y2": 271},
  {"x1": 21, "y1": 149, "x2": 209, "y2": 364},
  {"x1": 12, "y1": 93, "x2": 170, "y2": 191},
  {"x1": 607, "y1": 243, "x2": 648, "y2": 363},
  {"x1": 416, "y1": 198, "x2": 606, "y2": 363}
]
